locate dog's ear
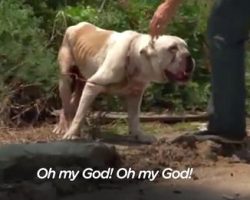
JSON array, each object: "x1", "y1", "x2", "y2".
[
  {"x1": 139, "y1": 44, "x2": 156, "y2": 57},
  {"x1": 167, "y1": 44, "x2": 178, "y2": 53}
]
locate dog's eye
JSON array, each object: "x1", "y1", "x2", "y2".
[{"x1": 168, "y1": 44, "x2": 178, "y2": 53}]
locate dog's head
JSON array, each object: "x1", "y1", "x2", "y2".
[{"x1": 140, "y1": 35, "x2": 195, "y2": 84}]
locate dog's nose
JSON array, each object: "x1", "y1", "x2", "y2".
[{"x1": 185, "y1": 54, "x2": 194, "y2": 73}]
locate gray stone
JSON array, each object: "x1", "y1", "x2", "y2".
[
  {"x1": 31, "y1": 182, "x2": 58, "y2": 200},
  {"x1": 0, "y1": 192, "x2": 8, "y2": 200},
  {"x1": 0, "y1": 141, "x2": 119, "y2": 183}
]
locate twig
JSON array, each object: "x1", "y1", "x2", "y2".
[{"x1": 99, "y1": 0, "x2": 107, "y2": 12}]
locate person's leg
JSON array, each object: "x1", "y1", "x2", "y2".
[{"x1": 206, "y1": 0, "x2": 250, "y2": 140}]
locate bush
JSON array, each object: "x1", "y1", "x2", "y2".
[{"x1": 0, "y1": 0, "x2": 57, "y2": 125}]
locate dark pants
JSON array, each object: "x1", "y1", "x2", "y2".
[{"x1": 207, "y1": 0, "x2": 250, "y2": 139}]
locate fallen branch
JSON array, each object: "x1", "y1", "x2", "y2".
[
  {"x1": 52, "y1": 110, "x2": 208, "y2": 124},
  {"x1": 92, "y1": 112, "x2": 209, "y2": 124}
]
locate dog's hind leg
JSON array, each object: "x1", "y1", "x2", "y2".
[
  {"x1": 63, "y1": 81, "x2": 105, "y2": 139},
  {"x1": 70, "y1": 74, "x2": 85, "y2": 117},
  {"x1": 53, "y1": 43, "x2": 75, "y2": 135}
]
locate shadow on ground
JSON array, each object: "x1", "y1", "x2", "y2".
[{"x1": 60, "y1": 181, "x2": 250, "y2": 200}]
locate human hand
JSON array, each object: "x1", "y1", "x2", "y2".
[
  {"x1": 149, "y1": 0, "x2": 181, "y2": 39},
  {"x1": 150, "y1": 12, "x2": 166, "y2": 39}
]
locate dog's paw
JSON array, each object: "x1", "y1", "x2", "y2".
[
  {"x1": 134, "y1": 134, "x2": 157, "y2": 144},
  {"x1": 53, "y1": 116, "x2": 69, "y2": 135},
  {"x1": 62, "y1": 132, "x2": 80, "y2": 140},
  {"x1": 53, "y1": 124, "x2": 67, "y2": 135}
]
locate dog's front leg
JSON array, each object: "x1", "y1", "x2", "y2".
[
  {"x1": 63, "y1": 82, "x2": 105, "y2": 139},
  {"x1": 126, "y1": 88, "x2": 156, "y2": 144}
]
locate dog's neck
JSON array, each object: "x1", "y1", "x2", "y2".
[
  {"x1": 127, "y1": 35, "x2": 153, "y2": 80},
  {"x1": 130, "y1": 35, "x2": 164, "y2": 82}
]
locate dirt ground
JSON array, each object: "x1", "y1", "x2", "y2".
[{"x1": 0, "y1": 121, "x2": 250, "y2": 200}]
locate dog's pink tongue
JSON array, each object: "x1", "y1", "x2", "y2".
[
  {"x1": 176, "y1": 58, "x2": 188, "y2": 78},
  {"x1": 179, "y1": 57, "x2": 187, "y2": 71},
  {"x1": 177, "y1": 72, "x2": 184, "y2": 79}
]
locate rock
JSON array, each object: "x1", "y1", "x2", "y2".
[
  {"x1": 0, "y1": 141, "x2": 120, "y2": 183},
  {"x1": 32, "y1": 182, "x2": 57, "y2": 200},
  {"x1": 53, "y1": 179, "x2": 89, "y2": 195},
  {"x1": 1, "y1": 181, "x2": 58, "y2": 200},
  {"x1": 196, "y1": 140, "x2": 221, "y2": 161},
  {"x1": 222, "y1": 194, "x2": 236, "y2": 200},
  {"x1": 228, "y1": 154, "x2": 241, "y2": 164},
  {"x1": 0, "y1": 192, "x2": 8, "y2": 200},
  {"x1": 192, "y1": 173, "x2": 199, "y2": 180}
]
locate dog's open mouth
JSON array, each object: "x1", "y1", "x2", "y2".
[
  {"x1": 164, "y1": 55, "x2": 194, "y2": 83},
  {"x1": 164, "y1": 69, "x2": 190, "y2": 82}
]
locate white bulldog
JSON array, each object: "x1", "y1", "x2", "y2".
[{"x1": 53, "y1": 22, "x2": 195, "y2": 143}]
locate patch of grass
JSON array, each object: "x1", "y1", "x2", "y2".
[
  {"x1": 101, "y1": 120, "x2": 202, "y2": 136},
  {"x1": 101, "y1": 119, "x2": 128, "y2": 136},
  {"x1": 171, "y1": 122, "x2": 201, "y2": 132}
]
